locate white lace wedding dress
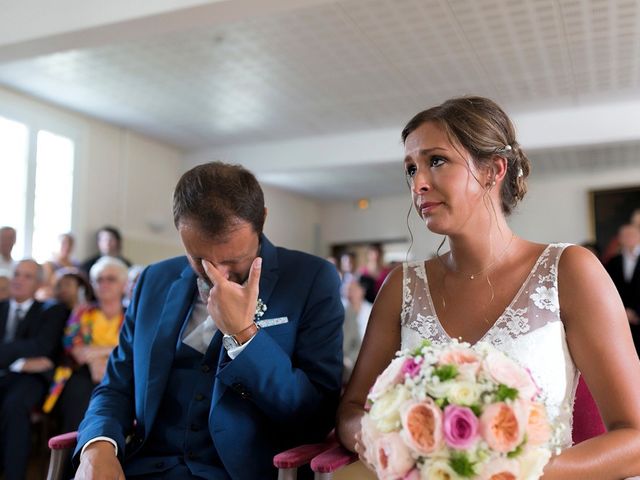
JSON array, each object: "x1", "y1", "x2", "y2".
[{"x1": 400, "y1": 243, "x2": 578, "y2": 449}]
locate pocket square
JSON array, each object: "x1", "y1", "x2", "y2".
[{"x1": 256, "y1": 317, "x2": 288, "y2": 328}]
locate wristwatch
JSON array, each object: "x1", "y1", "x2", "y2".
[{"x1": 222, "y1": 322, "x2": 260, "y2": 350}]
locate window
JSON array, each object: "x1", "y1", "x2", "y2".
[{"x1": 0, "y1": 115, "x2": 75, "y2": 262}]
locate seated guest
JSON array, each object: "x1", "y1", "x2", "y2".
[
  {"x1": 53, "y1": 268, "x2": 94, "y2": 312},
  {"x1": 0, "y1": 259, "x2": 68, "y2": 480},
  {"x1": 358, "y1": 243, "x2": 391, "y2": 302},
  {"x1": 50, "y1": 233, "x2": 81, "y2": 271},
  {"x1": 38, "y1": 234, "x2": 83, "y2": 301},
  {"x1": 81, "y1": 226, "x2": 132, "y2": 275},
  {"x1": 606, "y1": 224, "x2": 640, "y2": 355},
  {"x1": 123, "y1": 264, "x2": 145, "y2": 308},
  {"x1": 43, "y1": 257, "x2": 127, "y2": 432},
  {"x1": 0, "y1": 227, "x2": 16, "y2": 273},
  {"x1": 0, "y1": 269, "x2": 10, "y2": 302},
  {"x1": 74, "y1": 161, "x2": 343, "y2": 480},
  {"x1": 342, "y1": 276, "x2": 374, "y2": 381}
]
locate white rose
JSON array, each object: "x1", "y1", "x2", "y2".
[
  {"x1": 518, "y1": 448, "x2": 551, "y2": 480},
  {"x1": 369, "y1": 357, "x2": 406, "y2": 401},
  {"x1": 420, "y1": 458, "x2": 462, "y2": 480},
  {"x1": 369, "y1": 386, "x2": 411, "y2": 432},
  {"x1": 426, "y1": 377, "x2": 454, "y2": 399},
  {"x1": 446, "y1": 381, "x2": 481, "y2": 406}
]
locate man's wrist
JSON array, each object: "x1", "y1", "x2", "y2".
[
  {"x1": 230, "y1": 322, "x2": 260, "y2": 345},
  {"x1": 80, "y1": 437, "x2": 118, "y2": 460}
]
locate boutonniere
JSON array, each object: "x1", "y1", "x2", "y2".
[{"x1": 255, "y1": 298, "x2": 267, "y2": 320}]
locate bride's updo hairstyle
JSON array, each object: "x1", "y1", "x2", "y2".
[{"x1": 401, "y1": 96, "x2": 531, "y2": 216}]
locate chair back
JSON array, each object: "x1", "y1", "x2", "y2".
[{"x1": 572, "y1": 375, "x2": 605, "y2": 444}]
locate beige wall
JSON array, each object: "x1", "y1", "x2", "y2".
[
  {"x1": 0, "y1": 85, "x2": 184, "y2": 266},
  {"x1": 262, "y1": 185, "x2": 321, "y2": 254}
]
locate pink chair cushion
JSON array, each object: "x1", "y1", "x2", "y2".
[
  {"x1": 310, "y1": 445, "x2": 358, "y2": 473},
  {"x1": 572, "y1": 376, "x2": 606, "y2": 444},
  {"x1": 48, "y1": 431, "x2": 78, "y2": 450}
]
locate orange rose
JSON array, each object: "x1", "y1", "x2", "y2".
[
  {"x1": 400, "y1": 399, "x2": 443, "y2": 454},
  {"x1": 526, "y1": 401, "x2": 551, "y2": 446},
  {"x1": 480, "y1": 402, "x2": 526, "y2": 453}
]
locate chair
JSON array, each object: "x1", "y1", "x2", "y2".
[{"x1": 46, "y1": 431, "x2": 77, "y2": 480}]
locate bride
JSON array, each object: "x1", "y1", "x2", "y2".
[{"x1": 336, "y1": 96, "x2": 640, "y2": 478}]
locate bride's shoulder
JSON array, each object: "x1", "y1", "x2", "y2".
[{"x1": 557, "y1": 243, "x2": 603, "y2": 275}]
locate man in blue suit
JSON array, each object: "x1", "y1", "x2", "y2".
[{"x1": 74, "y1": 162, "x2": 344, "y2": 479}]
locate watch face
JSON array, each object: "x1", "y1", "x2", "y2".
[{"x1": 222, "y1": 334, "x2": 239, "y2": 350}]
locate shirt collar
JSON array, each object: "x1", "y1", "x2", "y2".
[{"x1": 10, "y1": 298, "x2": 34, "y2": 313}]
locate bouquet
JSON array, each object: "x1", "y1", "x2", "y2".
[{"x1": 361, "y1": 341, "x2": 555, "y2": 480}]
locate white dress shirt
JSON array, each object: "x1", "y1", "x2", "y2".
[{"x1": 622, "y1": 246, "x2": 640, "y2": 282}]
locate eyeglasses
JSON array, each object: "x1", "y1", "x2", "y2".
[{"x1": 95, "y1": 275, "x2": 119, "y2": 284}]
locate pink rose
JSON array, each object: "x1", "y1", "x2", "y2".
[
  {"x1": 526, "y1": 401, "x2": 551, "y2": 446},
  {"x1": 480, "y1": 402, "x2": 526, "y2": 453},
  {"x1": 483, "y1": 351, "x2": 538, "y2": 400},
  {"x1": 401, "y1": 358, "x2": 422, "y2": 378},
  {"x1": 480, "y1": 458, "x2": 520, "y2": 480},
  {"x1": 400, "y1": 399, "x2": 443, "y2": 454},
  {"x1": 439, "y1": 347, "x2": 481, "y2": 377},
  {"x1": 369, "y1": 357, "x2": 406, "y2": 401},
  {"x1": 375, "y1": 432, "x2": 416, "y2": 480},
  {"x1": 443, "y1": 405, "x2": 480, "y2": 449}
]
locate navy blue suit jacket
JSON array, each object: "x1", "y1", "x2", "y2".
[{"x1": 75, "y1": 235, "x2": 344, "y2": 478}]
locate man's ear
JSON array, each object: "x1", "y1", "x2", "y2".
[{"x1": 263, "y1": 207, "x2": 268, "y2": 224}]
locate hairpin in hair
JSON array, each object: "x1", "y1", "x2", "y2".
[
  {"x1": 517, "y1": 167, "x2": 524, "y2": 177},
  {"x1": 495, "y1": 145, "x2": 512, "y2": 154}
]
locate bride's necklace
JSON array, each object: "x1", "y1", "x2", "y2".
[{"x1": 448, "y1": 234, "x2": 516, "y2": 280}]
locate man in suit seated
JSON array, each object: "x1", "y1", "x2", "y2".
[
  {"x1": 606, "y1": 223, "x2": 640, "y2": 356},
  {"x1": 0, "y1": 259, "x2": 69, "y2": 480},
  {"x1": 75, "y1": 162, "x2": 344, "y2": 479}
]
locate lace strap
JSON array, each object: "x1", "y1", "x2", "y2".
[{"x1": 401, "y1": 261, "x2": 428, "y2": 326}]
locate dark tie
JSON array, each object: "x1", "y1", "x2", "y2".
[{"x1": 4, "y1": 306, "x2": 25, "y2": 342}]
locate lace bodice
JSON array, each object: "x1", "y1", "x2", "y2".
[{"x1": 400, "y1": 244, "x2": 579, "y2": 449}]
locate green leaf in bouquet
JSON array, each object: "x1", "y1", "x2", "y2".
[
  {"x1": 496, "y1": 384, "x2": 519, "y2": 401},
  {"x1": 411, "y1": 339, "x2": 432, "y2": 357},
  {"x1": 435, "y1": 397, "x2": 449, "y2": 408},
  {"x1": 469, "y1": 404, "x2": 482, "y2": 416},
  {"x1": 507, "y1": 439, "x2": 526, "y2": 458},
  {"x1": 434, "y1": 364, "x2": 458, "y2": 381},
  {"x1": 449, "y1": 452, "x2": 476, "y2": 478}
]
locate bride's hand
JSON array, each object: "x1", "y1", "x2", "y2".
[{"x1": 354, "y1": 431, "x2": 376, "y2": 472}]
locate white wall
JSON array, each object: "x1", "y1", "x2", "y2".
[
  {"x1": 262, "y1": 185, "x2": 321, "y2": 254},
  {"x1": 318, "y1": 163, "x2": 640, "y2": 260},
  {"x1": 0, "y1": 85, "x2": 185, "y2": 265},
  {"x1": 319, "y1": 193, "x2": 445, "y2": 261},
  {"x1": 510, "y1": 165, "x2": 640, "y2": 244}
]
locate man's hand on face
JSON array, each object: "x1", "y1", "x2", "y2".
[
  {"x1": 201, "y1": 257, "x2": 262, "y2": 335},
  {"x1": 76, "y1": 441, "x2": 125, "y2": 480}
]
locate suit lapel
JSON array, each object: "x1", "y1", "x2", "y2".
[
  {"x1": 143, "y1": 266, "x2": 196, "y2": 429},
  {"x1": 632, "y1": 256, "x2": 640, "y2": 285},
  {"x1": 0, "y1": 302, "x2": 8, "y2": 339},
  {"x1": 15, "y1": 301, "x2": 41, "y2": 338},
  {"x1": 256, "y1": 235, "x2": 279, "y2": 307}
]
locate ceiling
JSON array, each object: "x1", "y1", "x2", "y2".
[{"x1": 0, "y1": 0, "x2": 639, "y2": 200}]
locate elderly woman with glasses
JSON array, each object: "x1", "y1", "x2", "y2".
[{"x1": 43, "y1": 256, "x2": 128, "y2": 432}]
